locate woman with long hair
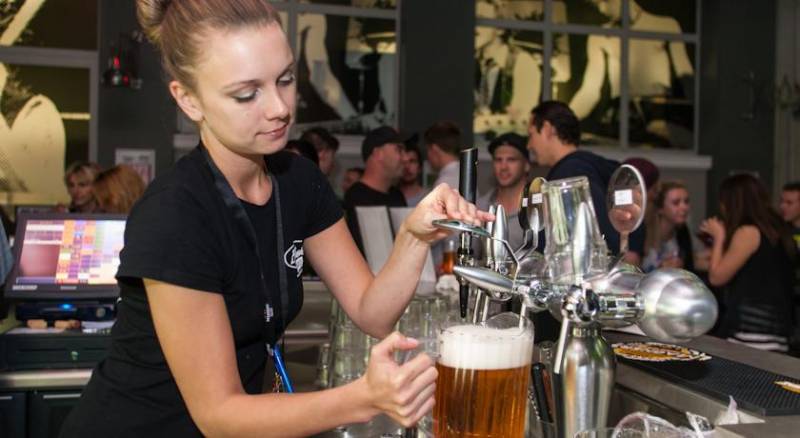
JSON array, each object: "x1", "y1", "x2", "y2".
[
  {"x1": 642, "y1": 181, "x2": 707, "y2": 273},
  {"x1": 700, "y1": 173, "x2": 796, "y2": 352}
]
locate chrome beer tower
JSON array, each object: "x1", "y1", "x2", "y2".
[{"x1": 437, "y1": 157, "x2": 718, "y2": 438}]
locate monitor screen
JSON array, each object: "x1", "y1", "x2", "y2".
[{"x1": 4, "y1": 212, "x2": 127, "y2": 300}]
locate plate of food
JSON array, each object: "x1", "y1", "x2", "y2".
[{"x1": 612, "y1": 342, "x2": 712, "y2": 362}]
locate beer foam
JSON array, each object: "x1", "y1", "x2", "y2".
[{"x1": 438, "y1": 324, "x2": 534, "y2": 370}]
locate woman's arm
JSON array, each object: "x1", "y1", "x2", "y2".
[
  {"x1": 305, "y1": 184, "x2": 491, "y2": 338},
  {"x1": 145, "y1": 279, "x2": 435, "y2": 437},
  {"x1": 699, "y1": 220, "x2": 760, "y2": 286}
]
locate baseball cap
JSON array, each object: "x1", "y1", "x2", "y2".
[
  {"x1": 487, "y1": 133, "x2": 529, "y2": 160},
  {"x1": 361, "y1": 126, "x2": 413, "y2": 162}
]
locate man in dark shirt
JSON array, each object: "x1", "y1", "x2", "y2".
[
  {"x1": 343, "y1": 125, "x2": 408, "y2": 252},
  {"x1": 526, "y1": 100, "x2": 646, "y2": 342},
  {"x1": 527, "y1": 100, "x2": 644, "y2": 262}
]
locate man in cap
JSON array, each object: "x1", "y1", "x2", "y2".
[
  {"x1": 477, "y1": 133, "x2": 531, "y2": 251},
  {"x1": 343, "y1": 126, "x2": 409, "y2": 252}
]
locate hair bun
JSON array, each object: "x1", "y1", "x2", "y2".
[{"x1": 136, "y1": 0, "x2": 173, "y2": 45}]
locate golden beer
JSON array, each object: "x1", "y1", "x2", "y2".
[{"x1": 433, "y1": 324, "x2": 533, "y2": 438}]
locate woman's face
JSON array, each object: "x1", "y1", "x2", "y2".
[
  {"x1": 66, "y1": 173, "x2": 94, "y2": 208},
  {"x1": 659, "y1": 188, "x2": 690, "y2": 226},
  {"x1": 180, "y1": 23, "x2": 296, "y2": 158}
]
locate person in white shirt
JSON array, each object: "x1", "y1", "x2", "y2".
[
  {"x1": 424, "y1": 120, "x2": 461, "y2": 190},
  {"x1": 424, "y1": 120, "x2": 463, "y2": 268}
]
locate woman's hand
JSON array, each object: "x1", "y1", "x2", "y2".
[
  {"x1": 699, "y1": 217, "x2": 726, "y2": 244},
  {"x1": 363, "y1": 332, "x2": 437, "y2": 428},
  {"x1": 403, "y1": 183, "x2": 494, "y2": 243}
]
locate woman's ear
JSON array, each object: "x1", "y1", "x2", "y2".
[{"x1": 169, "y1": 80, "x2": 203, "y2": 122}]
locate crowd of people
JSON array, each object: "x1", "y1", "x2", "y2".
[
  {"x1": 0, "y1": 1, "x2": 791, "y2": 435},
  {"x1": 288, "y1": 99, "x2": 799, "y2": 356}
]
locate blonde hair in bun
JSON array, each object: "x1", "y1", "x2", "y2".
[
  {"x1": 136, "y1": 0, "x2": 172, "y2": 46},
  {"x1": 135, "y1": 0, "x2": 281, "y2": 91}
]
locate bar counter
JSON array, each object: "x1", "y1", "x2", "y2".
[{"x1": 2, "y1": 283, "x2": 800, "y2": 437}]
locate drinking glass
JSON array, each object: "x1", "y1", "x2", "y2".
[{"x1": 541, "y1": 176, "x2": 610, "y2": 284}]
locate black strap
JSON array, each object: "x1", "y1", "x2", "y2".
[
  {"x1": 271, "y1": 175, "x2": 290, "y2": 337},
  {"x1": 201, "y1": 146, "x2": 287, "y2": 343}
]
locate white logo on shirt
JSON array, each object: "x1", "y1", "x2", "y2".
[{"x1": 284, "y1": 240, "x2": 304, "y2": 277}]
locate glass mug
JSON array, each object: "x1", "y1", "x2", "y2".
[{"x1": 432, "y1": 323, "x2": 534, "y2": 438}]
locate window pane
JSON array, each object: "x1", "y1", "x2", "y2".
[
  {"x1": 304, "y1": 0, "x2": 395, "y2": 9},
  {"x1": 0, "y1": 0, "x2": 97, "y2": 50},
  {"x1": 628, "y1": 38, "x2": 695, "y2": 149},
  {"x1": 561, "y1": 0, "x2": 620, "y2": 27},
  {"x1": 0, "y1": 64, "x2": 90, "y2": 203},
  {"x1": 633, "y1": 0, "x2": 695, "y2": 34},
  {"x1": 477, "y1": 0, "x2": 545, "y2": 22},
  {"x1": 295, "y1": 13, "x2": 396, "y2": 134},
  {"x1": 556, "y1": 34, "x2": 621, "y2": 146},
  {"x1": 475, "y1": 26, "x2": 544, "y2": 137}
]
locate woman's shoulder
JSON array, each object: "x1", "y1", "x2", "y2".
[
  {"x1": 733, "y1": 224, "x2": 760, "y2": 240},
  {"x1": 730, "y1": 225, "x2": 761, "y2": 252},
  {"x1": 130, "y1": 148, "x2": 219, "y2": 221}
]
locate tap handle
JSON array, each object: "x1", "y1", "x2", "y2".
[
  {"x1": 457, "y1": 147, "x2": 478, "y2": 318},
  {"x1": 459, "y1": 147, "x2": 478, "y2": 203}
]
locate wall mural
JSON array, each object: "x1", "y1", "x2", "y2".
[
  {"x1": 293, "y1": 1, "x2": 397, "y2": 134},
  {"x1": 474, "y1": 0, "x2": 696, "y2": 150},
  {"x1": 0, "y1": 0, "x2": 96, "y2": 204}
]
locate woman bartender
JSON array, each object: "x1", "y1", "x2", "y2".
[{"x1": 60, "y1": 0, "x2": 490, "y2": 436}]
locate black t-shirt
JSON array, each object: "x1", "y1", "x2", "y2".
[
  {"x1": 60, "y1": 147, "x2": 342, "y2": 437},
  {"x1": 546, "y1": 150, "x2": 645, "y2": 257},
  {"x1": 720, "y1": 232, "x2": 795, "y2": 338},
  {"x1": 343, "y1": 181, "x2": 406, "y2": 252}
]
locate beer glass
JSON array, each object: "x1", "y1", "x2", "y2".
[
  {"x1": 433, "y1": 323, "x2": 534, "y2": 437},
  {"x1": 541, "y1": 176, "x2": 610, "y2": 285}
]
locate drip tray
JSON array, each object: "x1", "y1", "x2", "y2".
[{"x1": 620, "y1": 355, "x2": 800, "y2": 416}]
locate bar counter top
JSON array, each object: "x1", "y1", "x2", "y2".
[
  {"x1": 2, "y1": 283, "x2": 800, "y2": 437},
  {"x1": 606, "y1": 331, "x2": 800, "y2": 438}
]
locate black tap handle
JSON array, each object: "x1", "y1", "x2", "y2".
[
  {"x1": 459, "y1": 147, "x2": 478, "y2": 203},
  {"x1": 457, "y1": 147, "x2": 478, "y2": 318},
  {"x1": 532, "y1": 362, "x2": 552, "y2": 423}
]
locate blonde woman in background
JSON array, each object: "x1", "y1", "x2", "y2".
[
  {"x1": 642, "y1": 181, "x2": 708, "y2": 273},
  {"x1": 63, "y1": 161, "x2": 102, "y2": 213}
]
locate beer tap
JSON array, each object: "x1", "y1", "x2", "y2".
[{"x1": 435, "y1": 165, "x2": 719, "y2": 438}]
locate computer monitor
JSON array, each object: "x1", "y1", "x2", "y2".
[
  {"x1": 4, "y1": 212, "x2": 127, "y2": 300},
  {"x1": 14, "y1": 204, "x2": 56, "y2": 221}
]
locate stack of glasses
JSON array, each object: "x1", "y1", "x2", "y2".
[{"x1": 317, "y1": 291, "x2": 457, "y2": 390}]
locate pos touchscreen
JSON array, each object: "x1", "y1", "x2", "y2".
[{"x1": 4, "y1": 212, "x2": 127, "y2": 300}]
